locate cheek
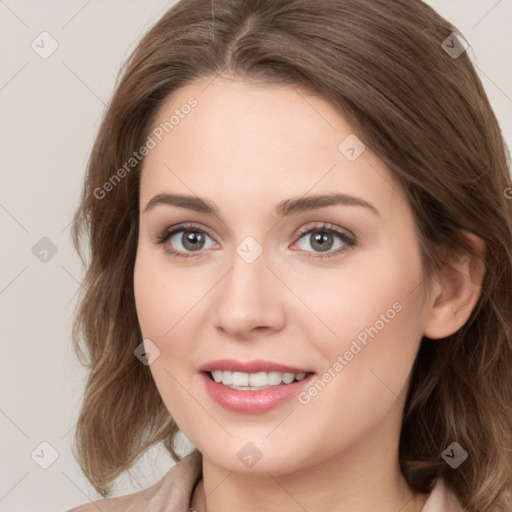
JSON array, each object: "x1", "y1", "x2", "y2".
[
  {"x1": 295, "y1": 242, "x2": 423, "y2": 350},
  {"x1": 314, "y1": 242, "x2": 425, "y2": 402},
  {"x1": 133, "y1": 248, "x2": 202, "y2": 423},
  {"x1": 133, "y1": 254, "x2": 167, "y2": 339},
  {"x1": 133, "y1": 246, "x2": 201, "y2": 340},
  {"x1": 299, "y1": 249, "x2": 426, "y2": 422}
]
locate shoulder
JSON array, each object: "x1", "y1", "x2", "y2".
[
  {"x1": 421, "y1": 478, "x2": 464, "y2": 512},
  {"x1": 422, "y1": 478, "x2": 512, "y2": 512},
  {"x1": 66, "y1": 449, "x2": 202, "y2": 512}
]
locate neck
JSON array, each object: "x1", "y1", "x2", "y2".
[{"x1": 189, "y1": 415, "x2": 428, "y2": 512}]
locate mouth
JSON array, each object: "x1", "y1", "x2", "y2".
[
  {"x1": 203, "y1": 370, "x2": 315, "y2": 391},
  {"x1": 199, "y1": 369, "x2": 317, "y2": 413}
]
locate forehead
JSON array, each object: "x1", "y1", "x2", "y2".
[
  {"x1": 146, "y1": 77, "x2": 348, "y2": 160},
  {"x1": 139, "y1": 77, "x2": 405, "y2": 220}
]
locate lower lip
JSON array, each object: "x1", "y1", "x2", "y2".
[{"x1": 200, "y1": 372, "x2": 316, "y2": 413}]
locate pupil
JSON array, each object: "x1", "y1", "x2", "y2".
[
  {"x1": 311, "y1": 232, "x2": 333, "y2": 252},
  {"x1": 183, "y1": 231, "x2": 204, "y2": 251},
  {"x1": 180, "y1": 230, "x2": 333, "y2": 253}
]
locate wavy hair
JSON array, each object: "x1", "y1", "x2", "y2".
[{"x1": 70, "y1": 0, "x2": 512, "y2": 509}]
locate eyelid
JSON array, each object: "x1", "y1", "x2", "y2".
[
  {"x1": 152, "y1": 222, "x2": 218, "y2": 256},
  {"x1": 294, "y1": 221, "x2": 356, "y2": 241},
  {"x1": 290, "y1": 222, "x2": 357, "y2": 260},
  {"x1": 153, "y1": 221, "x2": 357, "y2": 259}
]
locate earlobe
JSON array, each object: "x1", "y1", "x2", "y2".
[{"x1": 423, "y1": 231, "x2": 486, "y2": 340}]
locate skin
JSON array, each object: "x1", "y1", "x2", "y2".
[{"x1": 133, "y1": 76, "x2": 485, "y2": 512}]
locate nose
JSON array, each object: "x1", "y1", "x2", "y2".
[{"x1": 211, "y1": 247, "x2": 286, "y2": 339}]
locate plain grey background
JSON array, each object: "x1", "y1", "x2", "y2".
[{"x1": 1, "y1": 1, "x2": 511, "y2": 510}]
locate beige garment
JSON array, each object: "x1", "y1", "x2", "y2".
[{"x1": 67, "y1": 449, "x2": 464, "y2": 512}]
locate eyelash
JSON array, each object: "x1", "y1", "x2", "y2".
[{"x1": 153, "y1": 222, "x2": 357, "y2": 260}]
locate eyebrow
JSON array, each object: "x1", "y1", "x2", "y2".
[{"x1": 143, "y1": 192, "x2": 380, "y2": 217}]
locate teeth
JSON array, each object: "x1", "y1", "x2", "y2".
[
  {"x1": 249, "y1": 372, "x2": 267, "y2": 387},
  {"x1": 282, "y1": 372, "x2": 295, "y2": 384},
  {"x1": 232, "y1": 372, "x2": 249, "y2": 386},
  {"x1": 268, "y1": 372, "x2": 283, "y2": 385},
  {"x1": 210, "y1": 370, "x2": 308, "y2": 389}
]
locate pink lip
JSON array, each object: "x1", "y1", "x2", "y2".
[
  {"x1": 199, "y1": 370, "x2": 316, "y2": 414},
  {"x1": 198, "y1": 359, "x2": 312, "y2": 374}
]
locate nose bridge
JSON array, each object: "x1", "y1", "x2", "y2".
[{"x1": 212, "y1": 242, "x2": 285, "y2": 337}]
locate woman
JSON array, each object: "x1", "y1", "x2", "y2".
[{"x1": 67, "y1": 0, "x2": 512, "y2": 511}]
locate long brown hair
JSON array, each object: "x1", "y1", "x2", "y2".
[{"x1": 70, "y1": 0, "x2": 512, "y2": 509}]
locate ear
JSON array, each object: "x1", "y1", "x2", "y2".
[{"x1": 423, "y1": 231, "x2": 486, "y2": 339}]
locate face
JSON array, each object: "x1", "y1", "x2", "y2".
[{"x1": 133, "y1": 77, "x2": 430, "y2": 475}]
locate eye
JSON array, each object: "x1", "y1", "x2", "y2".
[
  {"x1": 292, "y1": 222, "x2": 356, "y2": 260},
  {"x1": 153, "y1": 223, "x2": 218, "y2": 258},
  {"x1": 153, "y1": 221, "x2": 357, "y2": 260}
]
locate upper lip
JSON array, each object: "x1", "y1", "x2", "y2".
[{"x1": 199, "y1": 359, "x2": 314, "y2": 374}]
